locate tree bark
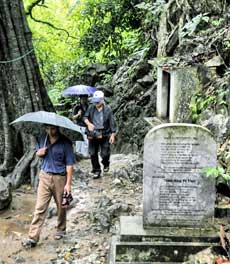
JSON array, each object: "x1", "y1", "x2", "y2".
[{"x1": 0, "y1": 0, "x2": 53, "y2": 188}]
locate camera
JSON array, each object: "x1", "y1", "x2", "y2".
[
  {"x1": 61, "y1": 192, "x2": 73, "y2": 208},
  {"x1": 87, "y1": 129, "x2": 102, "y2": 139}
]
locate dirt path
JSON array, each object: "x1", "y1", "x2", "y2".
[{"x1": 0, "y1": 155, "x2": 142, "y2": 264}]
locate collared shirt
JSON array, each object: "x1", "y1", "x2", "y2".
[
  {"x1": 93, "y1": 109, "x2": 104, "y2": 129},
  {"x1": 84, "y1": 105, "x2": 117, "y2": 136},
  {"x1": 36, "y1": 134, "x2": 75, "y2": 175}
]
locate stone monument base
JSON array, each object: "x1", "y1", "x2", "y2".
[{"x1": 109, "y1": 216, "x2": 220, "y2": 264}]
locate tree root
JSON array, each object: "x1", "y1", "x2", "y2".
[
  {"x1": 7, "y1": 149, "x2": 36, "y2": 189},
  {"x1": 30, "y1": 156, "x2": 40, "y2": 190}
]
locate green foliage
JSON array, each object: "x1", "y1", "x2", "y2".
[
  {"x1": 203, "y1": 167, "x2": 230, "y2": 181},
  {"x1": 23, "y1": 0, "x2": 90, "y2": 105},
  {"x1": 189, "y1": 93, "x2": 216, "y2": 122},
  {"x1": 23, "y1": 0, "x2": 150, "y2": 107},
  {"x1": 135, "y1": 0, "x2": 165, "y2": 28},
  {"x1": 79, "y1": 0, "x2": 144, "y2": 61},
  {"x1": 204, "y1": 140, "x2": 230, "y2": 182},
  {"x1": 211, "y1": 18, "x2": 225, "y2": 27},
  {"x1": 190, "y1": 76, "x2": 229, "y2": 121}
]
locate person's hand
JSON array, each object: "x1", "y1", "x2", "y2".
[
  {"x1": 109, "y1": 134, "x2": 116, "y2": 144},
  {"x1": 87, "y1": 123, "x2": 95, "y2": 132},
  {"x1": 73, "y1": 110, "x2": 82, "y2": 120},
  {"x1": 36, "y1": 147, "x2": 47, "y2": 157},
  {"x1": 64, "y1": 183, "x2": 71, "y2": 195}
]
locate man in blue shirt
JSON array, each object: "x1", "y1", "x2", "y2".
[{"x1": 22, "y1": 125, "x2": 75, "y2": 248}]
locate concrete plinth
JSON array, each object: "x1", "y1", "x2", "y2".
[{"x1": 109, "y1": 216, "x2": 220, "y2": 264}]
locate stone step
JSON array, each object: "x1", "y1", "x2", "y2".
[
  {"x1": 120, "y1": 216, "x2": 219, "y2": 243},
  {"x1": 109, "y1": 236, "x2": 220, "y2": 264}
]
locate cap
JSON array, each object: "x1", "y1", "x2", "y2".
[{"x1": 91, "y1": 90, "x2": 104, "y2": 103}]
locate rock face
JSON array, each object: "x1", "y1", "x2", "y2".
[
  {"x1": 200, "y1": 113, "x2": 230, "y2": 142},
  {"x1": 0, "y1": 176, "x2": 12, "y2": 210},
  {"x1": 110, "y1": 53, "x2": 157, "y2": 153},
  {"x1": 110, "y1": 154, "x2": 143, "y2": 182}
]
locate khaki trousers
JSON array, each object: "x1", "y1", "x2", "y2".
[{"x1": 28, "y1": 170, "x2": 66, "y2": 242}]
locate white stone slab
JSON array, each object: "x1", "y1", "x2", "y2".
[{"x1": 143, "y1": 123, "x2": 216, "y2": 227}]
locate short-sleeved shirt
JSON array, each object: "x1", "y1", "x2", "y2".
[{"x1": 36, "y1": 134, "x2": 75, "y2": 175}]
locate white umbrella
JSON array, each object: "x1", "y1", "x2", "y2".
[{"x1": 10, "y1": 111, "x2": 84, "y2": 141}]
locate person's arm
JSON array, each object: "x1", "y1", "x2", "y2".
[
  {"x1": 83, "y1": 106, "x2": 95, "y2": 131},
  {"x1": 109, "y1": 133, "x2": 116, "y2": 144},
  {"x1": 84, "y1": 118, "x2": 95, "y2": 131},
  {"x1": 64, "y1": 165, "x2": 73, "y2": 195},
  {"x1": 64, "y1": 141, "x2": 75, "y2": 195},
  {"x1": 109, "y1": 109, "x2": 117, "y2": 144},
  {"x1": 72, "y1": 106, "x2": 82, "y2": 120}
]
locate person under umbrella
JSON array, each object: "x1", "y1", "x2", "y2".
[
  {"x1": 71, "y1": 94, "x2": 90, "y2": 158},
  {"x1": 21, "y1": 124, "x2": 75, "y2": 248},
  {"x1": 10, "y1": 111, "x2": 83, "y2": 142},
  {"x1": 62, "y1": 84, "x2": 97, "y2": 157},
  {"x1": 72, "y1": 94, "x2": 89, "y2": 126}
]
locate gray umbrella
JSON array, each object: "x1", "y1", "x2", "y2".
[{"x1": 10, "y1": 111, "x2": 84, "y2": 141}]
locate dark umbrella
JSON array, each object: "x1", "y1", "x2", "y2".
[
  {"x1": 10, "y1": 111, "x2": 84, "y2": 141},
  {"x1": 62, "y1": 84, "x2": 97, "y2": 96}
]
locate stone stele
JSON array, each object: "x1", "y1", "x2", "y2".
[{"x1": 143, "y1": 123, "x2": 216, "y2": 227}]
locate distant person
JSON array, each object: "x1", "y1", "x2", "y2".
[
  {"x1": 22, "y1": 125, "x2": 75, "y2": 248},
  {"x1": 84, "y1": 91, "x2": 117, "y2": 179},
  {"x1": 72, "y1": 95, "x2": 89, "y2": 157},
  {"x1": 72, "y1": 95, "x2": 89, "y2": 127}
]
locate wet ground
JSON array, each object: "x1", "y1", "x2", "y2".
[
  {"x1": 0, "y1": 156, "x2": 142, "y2": 264},
  {"x1": 1, "y1": 155, "x2": 229, "y2": 264}
]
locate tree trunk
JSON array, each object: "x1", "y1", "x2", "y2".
[{"x1": 0, "y1": 0, "x2": 53, "y2": 188}]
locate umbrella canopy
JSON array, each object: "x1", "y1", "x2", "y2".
[
  {"x1": 62, "y1": 84, "x2": 97, "y2": 96},
  {"x1": 10, "y1": 111, "x2": 84, "y2": 141}
]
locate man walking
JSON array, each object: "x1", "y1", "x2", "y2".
[
  {"x1": 84, "y1": 91, "x2": 116, "y2": 179},
  {"x1": 22, "y1": 125, "x2": 75, "y2": 248}
]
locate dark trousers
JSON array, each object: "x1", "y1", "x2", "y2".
[{"x1": 88, "y1": 136, "x2": 110, "y2": 172}]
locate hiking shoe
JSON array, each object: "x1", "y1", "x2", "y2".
[
  {"x1": 103, "y1": 167, "x2": 109, "y2": 173},
  {"x1": 54, "y1": 231, "x2": 66, "y2": 240},
  {"x1": 89, "y1": 170, "x2": 98, "y2": 177},
  {"x1": 92, "y1": 171, "x2": 101, "y2": 179},
  {"x1": 22, "y1": 238, "x2": 37, "y2": 249}
]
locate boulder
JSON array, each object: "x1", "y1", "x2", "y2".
[{"x1": 200, "y1": 113, "x2": 230, "y2": 141}]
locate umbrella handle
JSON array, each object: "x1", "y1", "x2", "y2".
[{"x1": 43, "y1": 134, "x2": 48, "y2": 148}]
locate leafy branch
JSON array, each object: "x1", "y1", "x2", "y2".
[
  {"x1": 25, "y1": 0, "x2": 77, "y2": 40},
  {"x1": 203, "y1": 167, "x2": 230, "y2": 181}
]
